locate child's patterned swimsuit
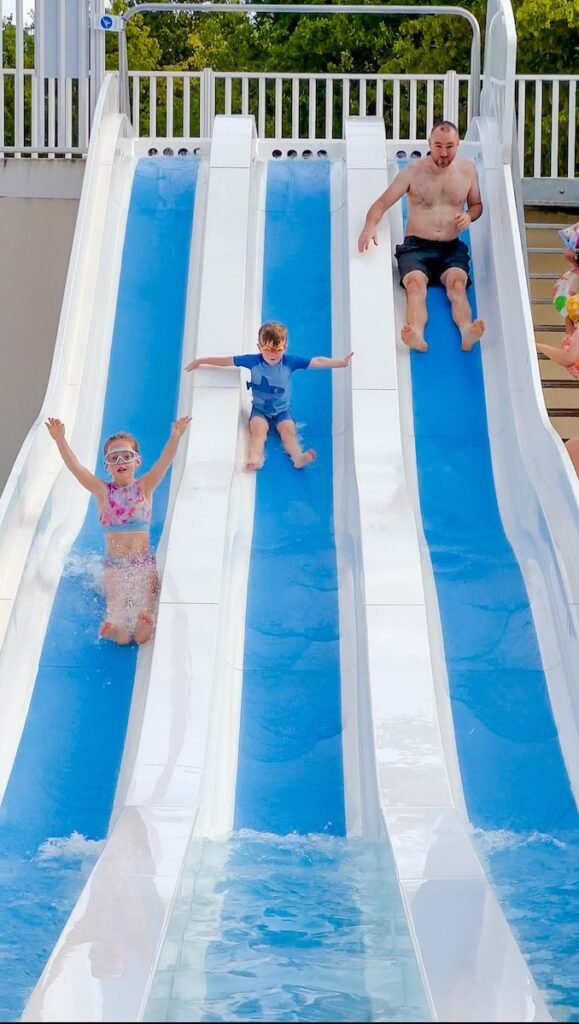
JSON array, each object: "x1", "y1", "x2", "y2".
[
  {"x1": 100, "y1": 480, "x2": 151, "y2": 531},
  {"x1": 100, "y1": 481, "x2": 155, "y2": 567}
]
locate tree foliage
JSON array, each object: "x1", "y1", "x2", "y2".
[{"x1": 103, "y1": 0, "x2": 578, "y2": 76}]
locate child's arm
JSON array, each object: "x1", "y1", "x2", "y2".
[
  {"x1": 139, "y1": 416, "x2": 192, "y2": 495},
  {"x1": 45, "y1": 418, "x2": 106, "y2": 496},
  {"x1": 308, "y1": 352, "x2": 354, "y2": 370},
  {"x1": 536, "y1": 341, "x2": 579, "y2": 367},
  {"x1": 185, "y1": 356, "x2": 235, "y2": 371}
]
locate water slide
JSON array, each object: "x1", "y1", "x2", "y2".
[{"x1": 0, "y1": 81, "x2": 576, "y2": 1021}]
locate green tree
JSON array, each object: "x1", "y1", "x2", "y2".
[
  {"x1": 513, "y1": 0, "x2": 578, "y2": 74},
  {"x1": 106, "y1": 0, "x2": 162, "y2": 71}
]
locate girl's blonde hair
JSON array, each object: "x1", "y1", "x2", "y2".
[{"x1": 103, "y1": 432, "x2": 140, "y2": 456}]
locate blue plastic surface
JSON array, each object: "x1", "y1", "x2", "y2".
[
  {"x1": 234, "y1": 159, "x2": 346, "y2": 837},
  {"x1": 411, "y1": 276, "x2": 577, "y2": 833}
]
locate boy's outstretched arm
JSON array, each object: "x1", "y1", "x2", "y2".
[
  {"x1": 45, "y1": 418, "x2": 105, "y2": 497},
  {"x1": 309, "y1": 352, "x2": 354, "y2": 370},
  {"x1": 185, "y1": 356, "x2": 235, "y2": 371},
  {"x1": 140, "y1": 416, "x2": 192, "y2": 495}
]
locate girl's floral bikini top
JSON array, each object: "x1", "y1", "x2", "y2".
[{"x1": 99, "y1": 481, "x2": 152, "y2": 533}]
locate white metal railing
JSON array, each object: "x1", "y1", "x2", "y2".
[
  {"x1": 1, "y1": 64, "x2": 578, "y2": 182},
  {"x1": 0, "y1": 0, "x2": 577, "y2": 180},
  {"x1": 517, "y1": 76, "x2": 578, "y2": 180},
  {"x1": 126, "y1": 71, "x2": 471, "y2": 142}
]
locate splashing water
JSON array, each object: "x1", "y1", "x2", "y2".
[
  {"x1": 471, "y1": 826, "x2": 579, "y2": 1021},
  {"x1": 145, "y1": 830, "x2": 432, "y2": 1023},
  {"x1": 0, "y1": 829, "x2": 102, "y2": 1020}
]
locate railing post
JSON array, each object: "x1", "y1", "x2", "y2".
[
  {"x1": 89, "y1": 0, "x2": 106, "y2": 126},
  {"x1": 443, "y1": 70, "x2": 459, "y2": 125},
  {"x1": 34, "y1": 0, "x2": 45, "y2": 148},
  {"x1": 14, "y1": 0, "x2": 24, "y2": 154},
  {"x1": 201, "y1": 67, "x2": 213, "y2": 136}
]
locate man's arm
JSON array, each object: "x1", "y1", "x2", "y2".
[
  {"x1": 185, "y1": 355, "x2": 235, "y2": 371},
  {"x1": 308, "y1": 352, "x2": 354, "y2": 369},
  {"x1": 456, "y1": 163, "x2": 483, "y2": 231},
  {"x1": 140, "y1": 416, "x2": 192, "y2": 495},
  {"x1": 45, "y1": 418, "x2": 105, "y2": 497},
  {"x1": 466, "y1": 164, "x2": 483, "y2": 223},
  {"x1": 358, "y1": 167, "x2": 413, "y2": 252}
]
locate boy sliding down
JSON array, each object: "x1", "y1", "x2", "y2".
[{"x1": 185, "y1": 321, "x2": 353, "y2": 470}]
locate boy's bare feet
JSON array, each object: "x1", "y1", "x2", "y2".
[
  {"x1": 293, "y1": 449, "x2": 316, "y2": 470},
  {"x1": 401, "y1": 324, "x2": 428, "y2": 352},
  {"x1": 99, "y1": 620, "x2": 131, "y2": 645},
  {"x1": 461, "y1": 319, "x2": 485, "y2": 351},
  {"x1": 246, "y1": 456, "x2": 264, "y2": 471},
  {"x1": 134, "y1": 612, "x2": 155, "y2": 645}
]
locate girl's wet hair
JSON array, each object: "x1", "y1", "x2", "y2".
[
  {"x1": 103, "y1": 432, "x2": 140, "y2": 456},
  {"x1": 258, "y1": 321, "x2": 288, "y2": 349}
]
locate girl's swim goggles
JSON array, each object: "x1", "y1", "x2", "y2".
[{"x1": 104, "y1": 448, "x2": 140, "y2": 466}]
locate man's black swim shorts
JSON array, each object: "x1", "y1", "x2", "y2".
[{"x1": 395, "y1": 235, "x2": 471, "y2": 286}]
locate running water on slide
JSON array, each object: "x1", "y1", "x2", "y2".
[{"x1": 0, "y1": 154, "x2": 199, "y2": 1022}]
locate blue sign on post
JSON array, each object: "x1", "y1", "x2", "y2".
[{"x1": 92, "y1": 13, "x2": 124, "y2": 32}]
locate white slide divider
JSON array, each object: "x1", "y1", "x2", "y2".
[
  {"x1": 330, "y1": 147, "x2": 387, "y2": 842},
  {"x1": 0, "y1": 73, "x2": 136, "y2": 805},
  {"x1": 22, "y1": 115, "x2": 258, "y2": 1023},
  {"x1": 343, "y1": 117, "x2": 550, "y2": 1022}
]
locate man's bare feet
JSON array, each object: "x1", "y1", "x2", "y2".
[
  {"x1": 401, "y1": 324, "x2": 428, "y2": 352},
  {"x1": 246, "y1": 455, "x2": 264, "y2": 471},
  {"x1": 134, "y1": 612, "x2": 155, "y2": 645},
  {"x1": 99, "y1": 620, "x2": 131, "y2": 645},
  {"x1": 293, "y1": 449, "x2": 316, "y2": 470},
  {"x1": 461, "y1": 319, "x2": 485, "y2": 351}
]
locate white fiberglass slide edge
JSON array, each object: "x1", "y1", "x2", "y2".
[
  {"x1": 0, "y1": 74, "x2": 127, "y2": 622},
  {"x1": 0, "y1": 74, "x2": 136, "y2": 806}
]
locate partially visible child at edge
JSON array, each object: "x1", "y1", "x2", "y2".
[
  {"x1": 536, "y1": 222, "x2": 579, "y2": 380},
  {"x1": 185, "y1": 321, "x2": 353, "y2": 471},
  {"x1": 45, "y1": 416, "x2": 191, "y2": 645},
  {"x1": 565, "y1": 437, "x2": 579, "y2": 478}
]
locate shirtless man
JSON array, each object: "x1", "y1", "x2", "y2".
[{"x1": 358, "y1": 120, "x2": 485, "y2": 353}]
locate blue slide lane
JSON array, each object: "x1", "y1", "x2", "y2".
[
  {"x1": 233, "y1": 159, "x2": 345, "y2": 837},
  {"x1": 409, "y1": 241, "x2": 579, "y2": 1017},
  {"x1": 0, "y1": 156, "x2": 198, "y2": 1021},
  {"x1": 198, "y1": 161, "x2": 430, "y2": 1024}
]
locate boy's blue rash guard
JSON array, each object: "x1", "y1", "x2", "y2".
[{"x1": 233, "y1": 353, "x2": 311, "y2": 417}]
